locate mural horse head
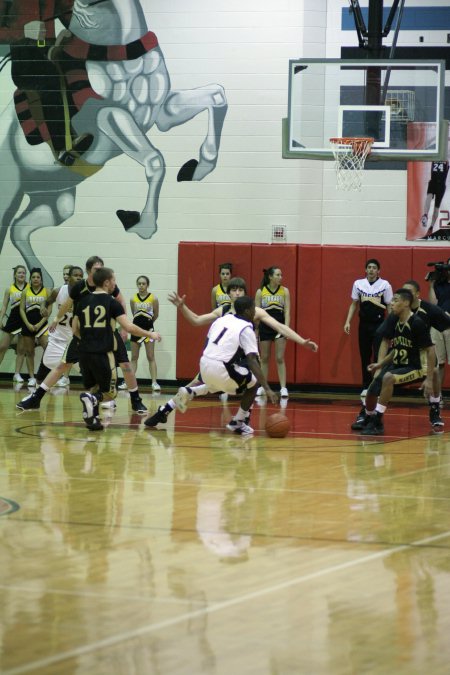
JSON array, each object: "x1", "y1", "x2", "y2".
[{"x1": 0, "y1": 0, "x2": 227, "y2": 285}]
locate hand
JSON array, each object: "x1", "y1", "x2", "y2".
[
  {"x1": 303, "y1": 338, "x2": 318, "y2": 352},
  {"x1": 367, "y1": 362, "x2": 379, "y2": 373},
  {"x1": 150, "y1": 331, "x2": 162, "y2": 342},
  {"x1": 344, "y1": 322, "x2": 350, "y2": 335},
  {"x1": 49, "y1": 320, "x2": 58, "y2": 333},
  {"x1": 168, "y1": 291, "x2": 185, "y2": 308},
  {"x1": 266, "y1": 387, "x2": 278, "y2": 405}
]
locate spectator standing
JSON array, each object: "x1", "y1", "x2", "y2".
[{"x1": 344, "y1": 259, "x2": 393, "y2": 399}]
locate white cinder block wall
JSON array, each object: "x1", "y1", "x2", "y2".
[{"x1": 0, "y1": 1, "x2": 447, "y2": 379}]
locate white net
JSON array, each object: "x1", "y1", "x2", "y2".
[{"x1": 329, "y1": 137, "x2": 374, "y2": 191}]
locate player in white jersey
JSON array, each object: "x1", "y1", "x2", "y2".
[
  {"x1": 35, "y1": 266, "x2": 84, "y2": 384},
  {"x1": 146, "y1": 296, "x2": 277, "y2": 435}
]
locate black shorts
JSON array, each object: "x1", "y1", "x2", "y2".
[
  {"x1": 130, "y1": 333, "x2": 154, "y2": 344},
  {"x1": 368, "y1": 364, "x2": 426, "y2": 397},
  {"x1": 21, "y1": 321, "x2": 48, "y2": 338},
  {"x1": 130, "y1": 317, "x2": 153, "y2": 343},
  {"x1": 79, "y1": 351, "x2": 117, "y2": 395},
  {"x1": 63, "y1": 336, "x2": 81, "y2": 365},
  {"x1": 427, "y1": 180, "x2": 447, "y2": 208},
  {"x1": 114, "y1": 331, "x2": 129, "y2": 365},
  {"x1": 258, "y1": 307, "x2": 285, "y2": 342},
  {"x1": 2, "y1": 308, "x2": 23, "y2": 335}
]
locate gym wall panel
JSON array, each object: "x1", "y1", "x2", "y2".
[
  {"x1": 320, "y1": 246, "x2": 368, "y2": 386},
  {"x1": 295, "y1": 245, "x2": 321, "y2": 384},
  {"x1": 369, "y1": 247, "x2": 413, "y2": 291},
  {"x1": 250, "y1": 244, "x2": 298, "y2": 384},
  {"x1": 176, "y1": 242, "x2": 215, "y2": 379}
]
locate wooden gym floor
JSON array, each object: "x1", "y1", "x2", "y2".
[{"x1": 1, "y1": 383, "x2": 450, "y2": 674}]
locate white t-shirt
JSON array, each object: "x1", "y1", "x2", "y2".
[
  {"x1": 203, "y1": 313, "x2": 257, "y2": 364},
  {"x1": 351, "y1": 277, "x2": 393, "y2": 323}
]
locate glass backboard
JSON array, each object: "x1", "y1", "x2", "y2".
[{"x1": 284, "y1": 59, "x2": 447, "y2": 161}]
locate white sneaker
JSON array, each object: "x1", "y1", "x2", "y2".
[
  {"x1": 101, "y1": 400, "x2": 117, "y2": 409},
  {"x1": 174, "y1": 386, "x2": 193, "y2": 413},
  {"x1": 56, "y1": 376, "x2": 70, "y2": 387},
  {"x1": 226, "y1": 419, "x2": 254, "y2": 436},
  {"x1": 219, "y1": 392, "x2": 229, "y2": 403},
  {"x1": 27, "y1": 377, "x2": 36, "y2": 387},
  {"x1": 256, "y1": 386, "x2": 265, "y2": 396},
  {"x1": 280, "y1": 387, "x2": 289, "y2": 398},
  {"x1": 118, "y1": 381, "x2": 127, "y2": 390},
  {"x1": 280, "y1": 398, "x2": 288, "y2": 409},
  {"x1": 152, "y1": 382, "x2": 161, "y2": 392},
  {"x1": 13, "y1": 373, "x2": 24, "y2": 383}
]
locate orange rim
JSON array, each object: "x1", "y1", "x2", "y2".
[{"x1": 329, "y1": 137, "x2": 374, "y2": 155}]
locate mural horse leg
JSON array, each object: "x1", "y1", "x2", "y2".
[{"x1": 0, "y1": 0, "x2": 228, "y2": 279}]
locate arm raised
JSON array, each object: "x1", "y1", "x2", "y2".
[
  {"x1": 255, "y1": 307, "x2": 318, "y2": 351},
  {"x1": 168, "y1": 291, "x2": 221, "y2": 327}
]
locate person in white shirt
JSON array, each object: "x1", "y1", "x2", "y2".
[{"x1": 344, "y1": 259, "x2": 393, "y2": 398}]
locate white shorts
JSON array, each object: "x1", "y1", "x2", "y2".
[
  {"x1": 43, "y1": 338, "x2": 68, "y2": 369},
  {"x1": 431, "y1": 327, "x2": 450, "y2": 364},
  {"x1": 199, "y1": 355, "x2": 257, "y2": 394}
]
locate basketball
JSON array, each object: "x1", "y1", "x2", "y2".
[{"x1": 265, "y1": 413, "x2": 290, "y2": 438}]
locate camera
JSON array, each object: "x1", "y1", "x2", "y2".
[{"x1": 425, "y1": 261, "x2": 450, "y2": 282}]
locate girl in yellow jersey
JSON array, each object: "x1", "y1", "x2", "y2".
[
  {"x1": 130, "y1": 275, "x2": 160, "y2": 391},
  {"x1": 20, "y1": 268, "x2": 53, "y2": 386},
  {"x1": 211, "y1": 262, "x2": 232, "y2": 310},
  {"x1": 255, "y1": 266, "x2": 291, "y2": 398},
  {"x1": 0, "y1": 265, "x2": 28, "y2": 382}
]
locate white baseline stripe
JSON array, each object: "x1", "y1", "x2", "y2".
[{"x1": 4, "y1": 529, "x2": 450, "y2": 675}]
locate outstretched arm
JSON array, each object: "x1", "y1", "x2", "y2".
[
  {"x1": 255, "y1": 307, "x2": 318, "y2": 351},
  {"x1": 168, "y1": 291, "x2": 221, "y2": 326},
  {"x1": 116, "y1": 314, "x2": 161, "y2": 342}
]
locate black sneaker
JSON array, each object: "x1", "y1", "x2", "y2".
[
  {"x1": 80, "y1": 392, "x2": 96, "y2": 428},
  {"x1": 16, "y1": 393, "x2": 40, "y2": 410},
  {"x1": 131, "y1": 397, "x2": 147, "y2": 414},
  {"x1": 361, "y1": 414, "x2": 384, "y2": 436},
  {"x1": 429, "y1": 404, "x2": 444, "y2": 430},
  {"x1": 351, "y1": 407, "x2": 367, "y2": 430},
  {"x1": 86, "y1": 417, "x2": 104, "y2": 431},
  {"x1": 144, "y1": 406, "x2": 169, "y2": 427}
]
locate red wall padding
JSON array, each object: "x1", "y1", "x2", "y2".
[
  {"x1": 177, "y1": 242, "x2": 450, "y2": 387},
  {"x1": 295, "y1": 245, "x2": 321, "y2": 384},
  {"x1": 176, "y1": 243, "x2": 214, "y2": 379},
  {"x1": 319, "y1": 246, "x2": 367, "y2": 385}
]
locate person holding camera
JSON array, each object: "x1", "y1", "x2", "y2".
[
  {"x1": 428, "y1": 258, "x2": 450, "y2": 389},
  {"x1": 344, "y1": 259, "x2": 393, "y2": 400}
]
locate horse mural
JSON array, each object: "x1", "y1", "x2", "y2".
[{"x1": 0, "y1": 0, "x2": 227, "y2": 285}]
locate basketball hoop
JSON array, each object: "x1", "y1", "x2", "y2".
[{"x1": 329, "y1": 137, "x2": 374, "y2": 191}]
